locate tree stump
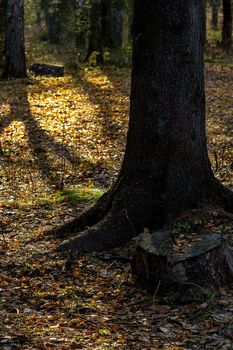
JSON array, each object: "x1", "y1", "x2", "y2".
[
  {"x1": 29, "y1": 63, "x2": 64, "y2": 77},
  {"x1": 131, "y1": 230, "x2": 233, "y2": 302}
]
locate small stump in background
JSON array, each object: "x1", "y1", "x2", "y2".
[
  {"x1": 29, "y1": 63, "x2": 64, "y2": 77},
  {"x1": 131, "y1": 230, "x2": 233, "y2": 302}
]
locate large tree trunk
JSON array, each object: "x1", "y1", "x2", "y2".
[
  {"x1": 49, "y1": 0, "x2": 233, "y2": 253},
  {"x1": 222, "y1": 0, "x2": 232, "y2": 49},
  {"x1": 2, "y1": 0, "x2": 27, "y2": 78}
]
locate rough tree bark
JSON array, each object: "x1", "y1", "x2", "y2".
[
  {"x1": 50, "y1": 0, "x2": 233, "y2": 253},
  {"x1": 222, "y1": 0, "x2": 232, "y2": 49},
  {"x1": 2, "y1": 0, "x2": 27, "y2": 78}
]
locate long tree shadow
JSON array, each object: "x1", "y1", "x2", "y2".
[
  {"x1": 102, "y1": 67, "x2": 131, "y2": 97},
  {"x1": 0, "y1": 80, "x2": 86, "y2": 189},
  {"x1": 71, "y1": 69, "x2": 129, "y2": 144}
]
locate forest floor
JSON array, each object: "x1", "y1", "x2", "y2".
[{"x1": 0, "y1": 64, "x2": 233, "y2": 350}]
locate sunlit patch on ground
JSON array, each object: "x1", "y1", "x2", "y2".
[{"x1": 0, "y1": 69, "x2": 130, "y2": 206}]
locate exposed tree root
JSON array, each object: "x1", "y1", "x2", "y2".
[
  {"x1": 51, "y1": 176, "x2": 233, "y2": 254},
  {"x1": 45, "y1": 190, "x2": 113, "y2": 239},
  {"x1": 56, "y1": 210, "x2": 137, "y2": 253},
  {"x1": 211, "y1": 179, "x2": 233, "y2": 212}
]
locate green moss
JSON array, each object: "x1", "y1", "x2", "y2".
[{"x1": 51, "y1": 186, "x2": 105, "y2": 204}]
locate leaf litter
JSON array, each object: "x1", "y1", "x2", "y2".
[{"x1": 0, "y1": 65, "x2": 233, "y2": 349}]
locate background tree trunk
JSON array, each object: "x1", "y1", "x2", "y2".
[
  {"x1": 41, "y1": 0, "x2": 49, "y2": 32},
  {"x1": 48, "y1": 0, "x2": 61, "y2": 44},
  {"x1": 75, "y1": 0, "x2": 87, "y2": 48},
  {"x1": 222, "y1": 0, "x2": 232, "y2": 48},
  {"x1": 41, "y1": 0, "x2": 61, "y2": 44},
  {"x1": 0, "y1": 0, "x2": 6, "y2": 69},
  {"x1": 122, "y1": 0, "x2": 133, "y2": 49},
  {"x1": 2, "y1": 0, "x2": 27, "y2": 78},
  {"x1": 101, "y1": 0, "x2": 124, "y2": 49},
  {"x1": 204, "y1": 0, "x2": 207, "y2": 46},
  {"x1": 86, "y1": 0, "x2": 124, "y2": 62},
  {"x1": 85, "y1": 0, "x2": 104, "y2": 63},
  {"x1": 101, "y1": 0, "x2": 112, "y2": 48},
  {"x1": 211, "y1": 0, "x2": 220, "y2": 30}
]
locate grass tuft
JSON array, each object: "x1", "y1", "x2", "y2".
[{"x1": 51, "y1": 186, "x2": 105, "y2": 204}]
